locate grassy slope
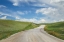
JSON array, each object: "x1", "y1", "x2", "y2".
[
  {"x1": 0, "y1": 20, "x2": 39, "y2": 40},
  {"x1": 44, "y1": 22, "x2": 64, "y2": 40}
]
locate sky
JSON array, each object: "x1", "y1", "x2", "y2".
[{"x1": 0, "y1": 0, "x2": 64, "y2": 23}]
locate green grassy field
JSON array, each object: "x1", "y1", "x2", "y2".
[
  {"x1": 44, "y1": 22, "x2": 64, "y2": 40},
  {"x1": 0, "y1": 20, "x2": 39, "y2": 40}
]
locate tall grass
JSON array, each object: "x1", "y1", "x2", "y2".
[
  {"x1": 44, "y1": 22, "x2": 64, "y2": 40},
  {"x1": 0, "y1": 20, "x2": 39, "y2": 40}
]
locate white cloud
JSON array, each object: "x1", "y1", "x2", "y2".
[
  {"x1": 32, "y1": 4, "x2": 47, "y2": 7},
  {"x1": 16, "y1": 18, "x2": 46, "y2": 23},
  {"x1": 3, "y1": 0, "x2": 64, "y2": 23},
  {"x1": 0, "y1": 10, "x2": 25, "y2": 16},
  {"x1": 60, "y1": 19, "x2": 64, "y2": 21},
  {"x1": 0, "y1": 8, "x2": 29, "y2": 21},
  {"x1": 9, "y1": 0, "x2": 64, "y2": 8},
  {"x1": 15, "y1": 16, "x2": 20, "y2": 20},
  {"x1": 36, "y1": 7, "x2": 57, "y2": 15},
  {"x1": 0, "y1": 12, "x2": 12, "y2": 16},
  {"x1": 0, "y1": 16, "x2": 7, "y2": 19},
  {"x1": 0, "y1": 5, "x2": 6, "y2": 8},
  {"x1": 9, "y1": 0, "x2": 19, "y2": 6},
  {"x1": 36, "y1": 7, "x2": 60, "y2": 19},
  {"x1": 50, "y1": 0, "x2": 60, "y2": 3},
  {"x1": 35, "y1": 0, "x2": 64, "y2": 22},
  {"x1": 36, "y1": 7, "x2": 64, "y2": 21},
  {"x1": 9, "y1": 0, "x2": 49, "y2": 7}
]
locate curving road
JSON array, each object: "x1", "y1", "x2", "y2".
[{"x1": 0, "y1": 25, "x2": 64, "y2": 42}]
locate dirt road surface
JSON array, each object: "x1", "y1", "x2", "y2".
[{"x1": 0, "y1": 25, "x2": 64, "y2": 42}]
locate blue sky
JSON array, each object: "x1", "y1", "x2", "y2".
[{"x1": 0, "y1": 0, "x2": 64, "y2": 23}]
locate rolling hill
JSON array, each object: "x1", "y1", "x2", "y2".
[
  {"x1": 0, "y1": 19, "x2": 39, "y2": 40},
  {"x1": 44, "y1": 22, "x2": 64, "y2": 40}
]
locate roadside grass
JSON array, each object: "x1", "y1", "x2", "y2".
[
  {"x1": 44, "y1": 22, "x2": 64, "y2": 40},
  {"x1": 0, "y1": 20, "x2": 39, "y2": 40}
]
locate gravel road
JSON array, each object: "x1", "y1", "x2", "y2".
[{"x1": 0, "y1": 25, "x2": 64, "y2": 42}]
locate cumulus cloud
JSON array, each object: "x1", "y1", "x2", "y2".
[
  {"x1": 35, "y1": 0, "x2": 64, "y2": 22},
  {"x1": 36, "y1": 7, "x2": 60, "y2": 19},
  {"x1": 36, "y1": 7, "x2": 64, "y2": 21},
  {"x1": 36, "y1": 7, "x2": 57, "y2": 15},
  {"x1": 1, "y1": 0, "x2": 64, "y2": 23}
]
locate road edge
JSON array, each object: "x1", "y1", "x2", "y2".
[{"x1": 40, "y1": 26, "x2": 64, "y2": 42}]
